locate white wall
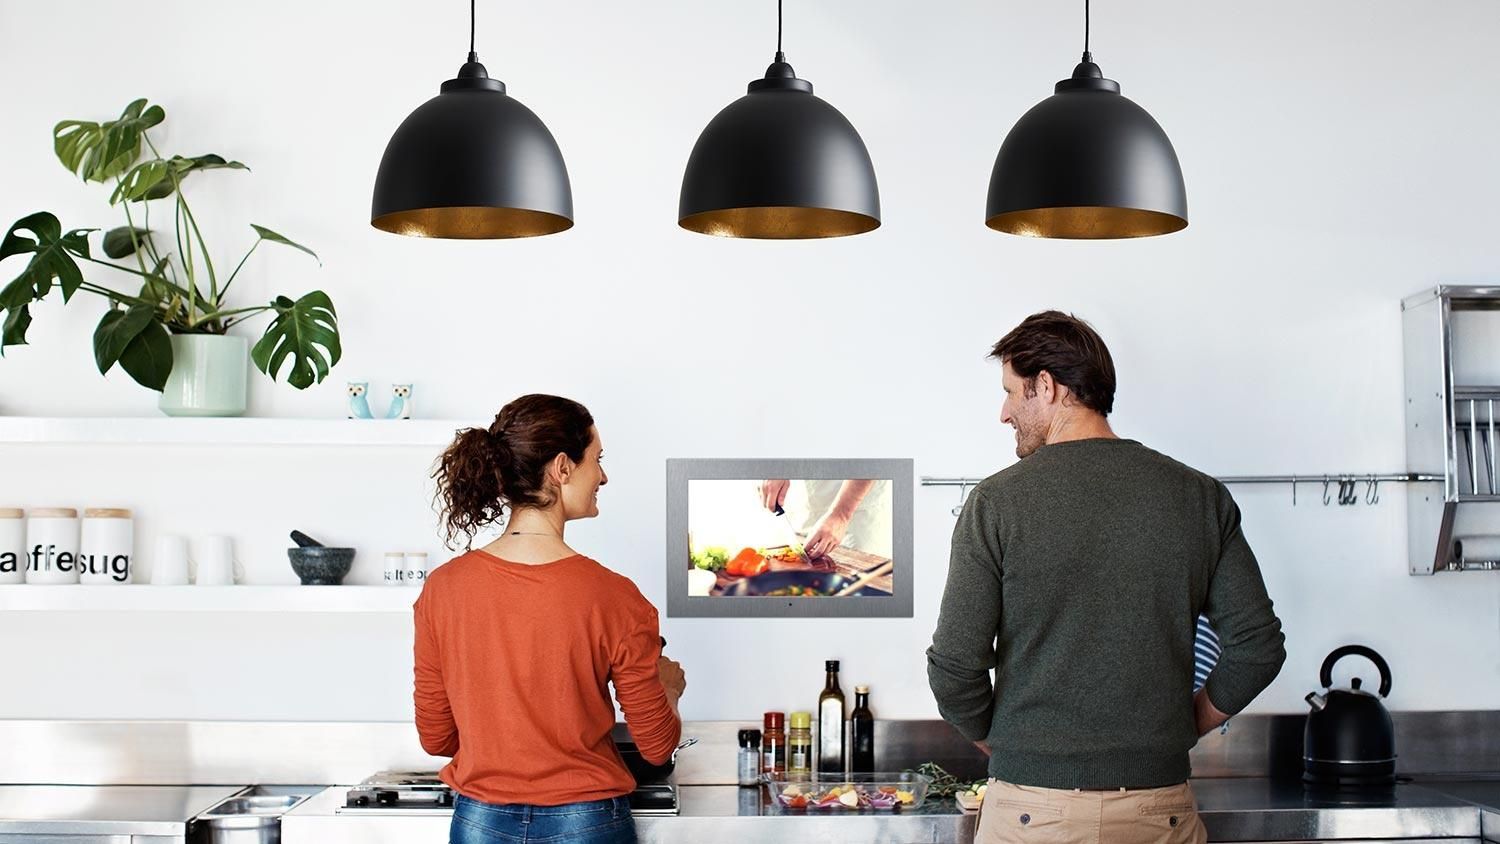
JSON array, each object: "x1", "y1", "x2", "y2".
[{"x1": 2, "y1": 0, "x2": 1499, "y2": 722}]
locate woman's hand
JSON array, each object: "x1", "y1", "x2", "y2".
[{"x1": 658, "y1": 656, "x2": 686, "y2": 703}]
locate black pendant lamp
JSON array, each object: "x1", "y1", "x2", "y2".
[
  {"x1": 985, "y1": 1, "x2": 1186, "y2": 239},
  {"x1": 372, "y1": 0, "x2": 572, "y2": 239},
  {"x1": 679, "y1": 1, "x2": 879, "y2": 239}
]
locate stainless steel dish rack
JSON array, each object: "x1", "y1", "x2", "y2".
[{"x1": 1402, "y1": 286, "x2": 1500, "y2": 573}]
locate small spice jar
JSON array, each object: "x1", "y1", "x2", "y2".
[
  {"x1": 0, "y1": 509, "x2": 23, "y2": 585},
  {"x1": 25, "y1": 508, "x2": 79, "y2": 585},
  {"x1": 761, "y1": 712, "x2": 786, "y2": 779},
  {"x1": 737, "y1": 728, "x2": 763, "y2": 787},
  {"x1": 79, "y1": 508, "x2": 133, "y2": 585},
  {"x1": 787, "y1": 711, "x2": 813, "y2": 779}
]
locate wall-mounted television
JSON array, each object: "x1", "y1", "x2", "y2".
[{"x1": 666, "y1": 458, "x2": 913, "y2": 618}]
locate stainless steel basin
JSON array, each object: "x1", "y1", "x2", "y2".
[
  {"x1": 202, "y1": 795, "x2": 302, "y2": 816},
  {"x1": 190, "y1": 789, "x2": 313, "y2": 844}
]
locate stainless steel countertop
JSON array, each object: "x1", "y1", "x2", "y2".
[
  {"x1": 279, "y1": 779, "x2": 1500, "y2": 844},
  {"x1": 0, "y1": 784, "x2": 243, "y2": 836},
  {"x1": 1194, "y1": 779, "x2": 1483, "y2": 842}
]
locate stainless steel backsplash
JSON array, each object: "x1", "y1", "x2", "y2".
[{"x1": 1, "y1": 712, "x2": 1496, "y2": 786}]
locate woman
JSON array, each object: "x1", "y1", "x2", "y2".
[{"x1": 416, "y1": 394, "x2": 686, "y2": 844}]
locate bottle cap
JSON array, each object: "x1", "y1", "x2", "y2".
[
  {"x1": 855, "y1": 685, "x2": 869, "y2": 694},
  {"x1": 826, "y1": 660, "x2": 840, "y2": 672},
  {"x1": 763, "y1": 711, "x2": 784, "y2": 731},
  {"x1": 789, "y1": 711, "x2": 812, "y2": 729},
  {"x1": 738, "y1": 728, "x2": 762, "y2": 748}
]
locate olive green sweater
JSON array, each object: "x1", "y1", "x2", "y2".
[{"x1": 927, "y1": 438, "x2": 1285, "y2": 789}]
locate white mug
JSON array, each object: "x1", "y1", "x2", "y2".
[
  {"x1": 152, "y1": 535, "x2": 192, "y2": 585},
  {"x1": 196, "y1": 535, "x2": 243, "y2": 586}
]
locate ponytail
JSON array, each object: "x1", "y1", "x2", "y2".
[{"x1": 432, "y1": 394, "x2": 595, "y2": 548}]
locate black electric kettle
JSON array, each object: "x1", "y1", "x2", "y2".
[{"x1": 1303, "y1": 644, "x2": 1396, "y2": 787}]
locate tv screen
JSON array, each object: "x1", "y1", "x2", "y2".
[{"x1": 666, "y1": 459, "x2": 913, "y2": 618}]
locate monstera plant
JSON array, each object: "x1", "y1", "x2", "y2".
[{"x1": 0, "y1": 98, "x2": 340, "y2": 399}]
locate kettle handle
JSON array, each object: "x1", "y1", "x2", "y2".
[{"x1": 1319, "y1": 644, "x2": 1392, "y2": 698}]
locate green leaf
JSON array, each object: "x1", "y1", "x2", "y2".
[
  {"x1": 250, "y1": 290, "x2": 340, "y2": 390},
  {"x1": 117, "y1": 319, "x2": 172, "y2": 391},
  {"x1": 250, "y1": 225, "x2": 319, "y2": 264},
  {"x1": 0, "y1": 276, "x2": 34, "y2": 309},
  {"x1": 102, "y1": 226, "x2": 152, "y2": 259},
  {"x1": 54, "y1": 99, "x2": 165, "y2": 183},
  {"x1": 109, "y1": 159, "x2": 171, "y2": 205},
  {"x1": 0, "y1": 212, "x2": 94, "y2": 302},
  {"x1": 93, "y1": 304, "x2": 157, "y2": 374},
  {"x1": 1, "y1": 304, "x2": 32, "y2": 353},
  {"x1": 170, "y1": 154, "x2": 247, "y2": 176}
]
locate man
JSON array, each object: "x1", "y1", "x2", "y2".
[
  {"x1": 927, "y1": 311, "x2": 1285, "y2": 844},
  {"x1": 758, "y1": 479, "x2": 894, "y2": 559}
]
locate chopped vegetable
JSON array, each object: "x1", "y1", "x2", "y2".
[
  {"x1": 726, "y1": 547, "x2": 765, "y2": 576},
  {"x1": 907, "y1": 762, "x2": 986, "y2": 800},
  {"x1": 690, "y1": 545, "x2": 730, "y2": 572},
  {"x1": 764, "y1": 585, "x2": 828, "y2": 597}
]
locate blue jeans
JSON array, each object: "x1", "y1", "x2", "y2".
[{"x1": 451, "y1": 793, "x2": 637, "y2": 844}]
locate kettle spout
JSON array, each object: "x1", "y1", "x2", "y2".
[{"x1": 1305, "y1": 691, "x2": 1328, "y2": 712}]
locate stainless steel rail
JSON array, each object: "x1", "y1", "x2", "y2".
[{"x1": 923, "y1": 473, "x2": 1444, "y2": 508}]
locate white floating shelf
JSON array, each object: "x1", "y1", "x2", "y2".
[
  {"x1": 0, "y1": 417, "x2": 474, "y2": 447},
  {"x1": 0, "y1": 584, "x2": 421, "y2": 613}
]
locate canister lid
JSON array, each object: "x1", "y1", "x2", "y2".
[
  {"x1": 0, "y1": 508, "x2": 22, "y2": 518},
  {"x1": 789, "y1": 711, "x2": 812, "y2": 729},
  {"x1": 29, "y1": 508, "x2": 78, "y2": 518},
  {"x1": 84, "y1": 508, "x2": 132, "y2": 519}
]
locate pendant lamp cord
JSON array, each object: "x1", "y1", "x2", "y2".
[
  {"x1": 1082, "y1": 0, "x2": 1091, "y2": 61},
  {"x1": 775, "y1": 0, "x2": 785, "y2": 62},
  {"x1": 469, "y1": 0, "x2": 478, "y2": 62}
]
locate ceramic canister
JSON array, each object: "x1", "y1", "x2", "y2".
[
  {"x1": 79, "y1": 508, "x2": 134, "y2": 585},
  {"x1": 25, "y1": 508, "x2": 80, "y2": 584},
  {"x1": 0, "y1": 509, "x2": 24, "y2": 584},
  {"x1": 404, "y1": 552, "x2": 428, "y2": 586},
  {"x1": 384, "y1": 552, "x2": 405, "y2": 586}
]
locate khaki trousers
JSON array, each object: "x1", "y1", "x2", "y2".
[{"x1": 975, "y1": 779, "x2": 1207, "y2": 844}]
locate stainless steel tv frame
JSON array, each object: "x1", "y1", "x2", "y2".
[{"x1": 665, "y1": 458, "x2": 914, "y2": 618}]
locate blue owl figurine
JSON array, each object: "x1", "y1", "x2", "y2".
[
  {"x1": 346, "y1": 382, "x2": 373, "y2": 419},
  {"x1": 385, "y1": 383, "x2": 413, "y2": 420}
]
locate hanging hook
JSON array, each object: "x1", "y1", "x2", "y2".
[
  {"x1": 1367, "y1": 475, "x2": 1380, "y2": 505},
  {"x1": 1291, "y1": 474, "x2": 1298, "y2": 507},
  {"x1": 952, "y1": 481, "x2": 970, "y2": 517},
  {"x1": 1342, "y1": 476, "x2": 1358, "y2": 506},
  {"x1": 1322, "y1": 475, "x2": 1332, "y2": 506}
]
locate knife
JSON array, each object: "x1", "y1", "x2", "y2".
[{"x1": 773, "y1": 505, "x2": 813, "y2": 566}]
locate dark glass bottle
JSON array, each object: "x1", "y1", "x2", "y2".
[
  {"x1": 817, "y1": 660, "x2": 846, "y2": 774},
  {"x1": 851, "y1": 685, "x2": 875, "y2": 772}
]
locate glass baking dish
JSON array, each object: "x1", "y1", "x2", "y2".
[{"x1": 768, "y1": 772, "x2": 932, "y2": 811}]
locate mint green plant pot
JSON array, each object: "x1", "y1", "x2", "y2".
[{"x1": 158, "y1": 334, "x2": 249, "y2": 417}]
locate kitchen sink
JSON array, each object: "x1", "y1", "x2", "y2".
[{"x1": 190, "y1": 787, "x2": 316, "y2": 844}]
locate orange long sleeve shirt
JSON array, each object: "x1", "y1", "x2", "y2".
[{"x1": 413, "y1": 550, "x2": 681, "y2": 806}]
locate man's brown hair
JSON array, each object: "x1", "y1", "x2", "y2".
[{"x1": 990, "y1": 310, "x2": 1116, "y2": 416}]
